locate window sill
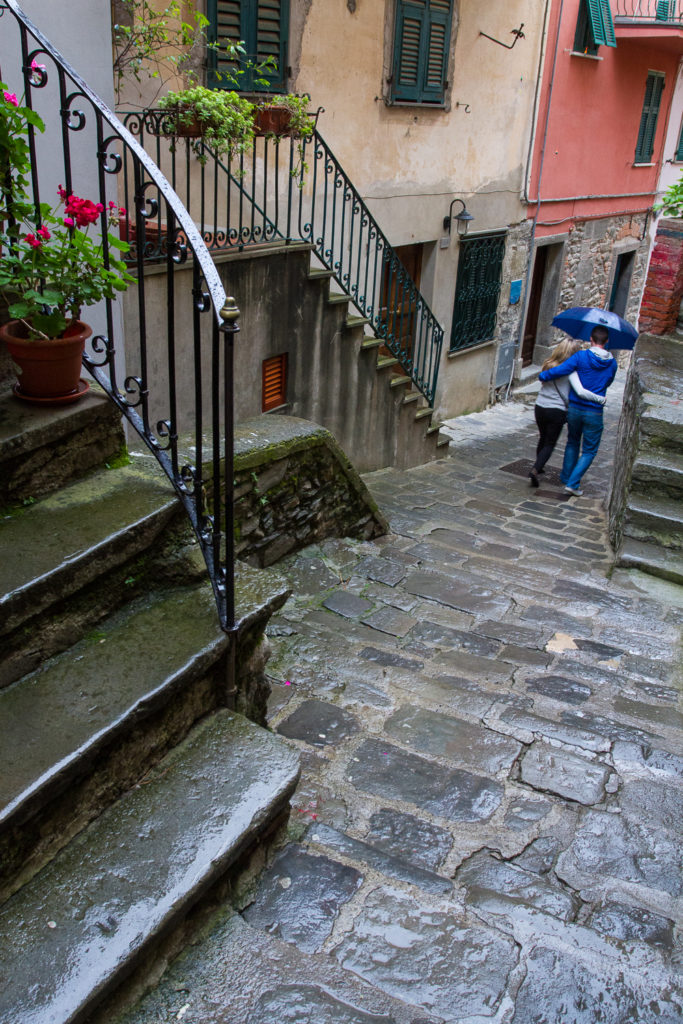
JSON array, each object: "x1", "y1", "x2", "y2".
[
  {"x1": 633, "y1": 162, "x2": 656, "y2": 167},
  {"x1": 569, "y1": 50, "x2": 603, "y2": 60},
  {"x1": 385, "y1": 99, "x2": 446, "y2": 110},
  {"x1": 448, "y1": 339, "x2": 495, "y2": 359}
]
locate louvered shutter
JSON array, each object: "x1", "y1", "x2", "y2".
[
  {"x1": 656, "y1": 1, "x2": 676, "y2": 21},
  {"x1": 262, "y1": 353, "x2": 287, "y2": 411},
  {"x1": 209, "y1": 0, "x2": 289, "y2": 93},
  {"x1": 391, "y1": 0, "x2": 453, "y2": 105},
  {"x1": 675, "y1": 119, "x2": 683, "y2": 162},
  {"x1": 585, "y1": 0, "x2": 616, "y2": 48},
  {"x1": 635, "y1": 72, "x2": 665, "y2": 164}
]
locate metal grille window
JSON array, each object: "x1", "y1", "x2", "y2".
[
  {"x1": 208, "y1": 0, "x2": 289, "y2": 93},
  {"x1": 262, "y1": 353, "x2": 288, "y2": 411},
  {"x1": 390, "y1": 0, "x2": 454, "y2": 105},
  {"x1": 450, "y1": 233, "x2": 506, "y2": 354},
  {"x1": 635, "y1": 71, "x2": 665, "y2": 164}
]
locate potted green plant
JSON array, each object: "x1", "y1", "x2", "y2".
[
  {"x1": 0, "y1": 84, "x2": 133, "y2": 403},
  {"x1": 158, "y1": 85, "x2": 255, "y2": 163},
  {"x1": 254, "y1": 94, "x2": 314, "y2": 181}
]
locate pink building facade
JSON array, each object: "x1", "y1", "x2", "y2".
[{"x1": 522, "y1": 0, "x2": 683, "y2": 366}]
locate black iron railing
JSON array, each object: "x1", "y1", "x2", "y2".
[
  {"x1": 1, "y1": 0, "x2": 238, "y2": 634},
  {"x1": 121, "y1": 113, "x2": 445, "y2": 406},
  {"x1": 613, "y1": 1, "x2": 683, "y2": 22}
]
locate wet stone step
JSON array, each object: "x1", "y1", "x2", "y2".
[
  {"x1": 0, "y1": 461, "x2": 177, "y2": 644},
  {"x1": 0, "y1": 709, "x2": 300, "y2": 1024},
  {"x1": 0, "y1": 583, "x2": 230, "y2": 889}
]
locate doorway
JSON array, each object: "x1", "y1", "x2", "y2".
[
  {"x1": 609, "y1": 250, "x2": 636, "y2": 318},
  {"x1": 379, "y1": 243, "x2": 423, "y2": 359},
  {"x1": 521, "y1": 241, "x2": 565, "y2": 366}
]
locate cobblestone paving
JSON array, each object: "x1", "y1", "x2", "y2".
[{"x1": 124, "y1": 379, "x2": 683, "y2": 1024}]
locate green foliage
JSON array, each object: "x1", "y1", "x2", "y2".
[
  {"x1": 112, "y1": 0, "x2": 209, "y2": 100},
  {"x1": 159, "y1": 86, "x2": 255, "y2": 163},
  {"x1": 0, "y1": 87, "x2": 133, "y2": 340},
  {"x1": 655, "y1": 174, "x2": 683, "y2": 218},
  {"x1": 257, "y1": 93, "x2": 314, "y2": 141}
]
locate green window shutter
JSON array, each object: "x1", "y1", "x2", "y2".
[
  {"x1": 208, "y1": 0, "x2": 289, "y2": 93},
  {"x1": 675, "y1": 118, "x2": 683, "y2": 161},
  {"x1": 656, "y1": 1, "x2": 675, "y2": 21},
  {"x1": 450, "y1": 233, "x2": 506, "y2": 353},
  {"x1": 391, "y1": 0, "x2": 453, "y2": 105},
  {"x1": 635, "y1": 72, "x2": 665, "y2": 164},
  {"x1": 585, "y1": 0, "x2": 616, "y2": 48}
]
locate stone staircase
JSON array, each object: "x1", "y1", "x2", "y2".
[
  {"x1": 609, "y1": 331, "x2": 683, "y2": 585},
  {"x1": 0, "y1": 386, "x2": 299, "y2": 1023}
]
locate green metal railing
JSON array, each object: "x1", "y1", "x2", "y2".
[
  {"x1": 121, "y1": 113, "x2": 445, "y2": 407},
  {"x1": 613, "y1": 1, "x2": 683, "y2": 22}
]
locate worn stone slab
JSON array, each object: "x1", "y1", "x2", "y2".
[
  {"x1": 384, "y1": 706, "x2": 521, "y2": 775},
  {"x1": 526, "y1": 675, "x2": 593, "y2": 705},
  {"x1": 354, "y1": 556, "x2": 407, "y2": 587},
  {"x1": 613, "y1": 696, "x2": 683, "y2": 729},
  {"x1": 395, "y1": 674, "x2": 497, "y2": 720},
  {"x1": 511, "y1": 836, "x2": 563, "y2": 874},
  {"x1": 555, "y1": 809, "x2": 683, "y2": 901},
  {"x1": 322, "y1": 591, "x2": 375, "y2": 619},
  {"x1": 361, "y1": 606, "x2": 417, "y2": 638},
  {"x1": 408, "y1": 621, "x2": 501, "y2": 657},
  {"x1": 403, "y1": 572, "x2": 512, "y2": 618},
  {"x1": 498, "y1": 644, "x2": 553, "y2": 668},
  {"x1": 511, "y1": 945, "x2": 683, "y2": 1024},
  {"x1": 251, "y1": 985, "x2": 399, "y2": 1024},
  {"x1": 521, "y1": 606, "x2": 593, "y2": 635},
  {"x1": 359, "y1": 647, "x2": 424, "y2": 671},
  {"x1": 365, "y1": 809, "x2": 452, "y2": 872},
  {"x1": 475, "y1": 620, "x2": 544, "y2": 647},
  {"x1": 503, "y1": 795, "x2": 554, "y2": 831},
  {"x1": 307, "y1": 823, "x2": 452, "y2": 895},
  {"x1": 559, "y1": 710, "x2": 663, "y2": 747},
  {"x1": 333, "y1": 888, "x2": 518, "y2": 1021},
  {"x1": 618, "y1": 779, "x2": 683, "y2": 833},
  {"x1": 277, "y1": 700, "x2": 360, "y2": 748},
  {"x1": 0, "y1": 712, "x2": 300, "y2": 1024},
  {"x1": 588, "y1": 901, "x2": 675, "y2": 950},
  {"x1": 520, "y1": 743, "x2": 611, "y2": 805},
  {"x1": 347, "y1": 739, "x2": 504, "y2": 822},
  {"x1": 341, "y1": 678, "x2": 393, "y2": 710},
  {"x1": 498, "y1": 708, "x2": 611, "y2": 753},
  {"x1": 431, "y1": 648, "x2": 513, "y2": 682},
  {"x1": 243, "y1": 845, "x2": 362, "y2": 953},
  {"x1": 457, "y1": 851, "x2": 576, "y2": 922}
]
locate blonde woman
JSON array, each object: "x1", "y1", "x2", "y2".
[{"x1": 529, "y1": 339, "x2": 605, "y2": 487}]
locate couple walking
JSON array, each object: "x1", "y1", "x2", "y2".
[{"x1": 530, "y1": 325, "x2": 617, "y2": 496}]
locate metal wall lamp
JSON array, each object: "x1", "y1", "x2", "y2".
[{"x1": 443, "y1": 198, "x2": 474, "y2": 237}]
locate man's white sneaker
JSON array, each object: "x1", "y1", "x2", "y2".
[{"x1": 564, "y1": 486, "x2": 583, "y2": 496}]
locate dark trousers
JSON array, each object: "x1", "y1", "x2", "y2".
[{"x1": 534, "y1": 405, "x2": 567, "y2": 473}]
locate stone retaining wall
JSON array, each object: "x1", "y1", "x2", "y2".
[
  {"x1": 231, "y1": 415, "x2": 388, "y2": 568},
  {"x1": 638, "y1": 218, "x2": 683, "y2": 336}
]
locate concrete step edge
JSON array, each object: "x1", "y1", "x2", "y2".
[
  {"x1": 0, "y1": 709, "x2": 299, "y2": 1024},
  {"x1": 617, "y1": 538, "x2": 683, "y2": 585}
]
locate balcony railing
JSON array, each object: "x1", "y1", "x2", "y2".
[
  {"x1": 1, "y1": 0, "x2": 239, "y2": 634},
  {"x1": 120, "y1": 112, "x2": 445, "y2": 408},
  {"x1": 613, "y1": 1, "x2": 683, "y2": 23}
]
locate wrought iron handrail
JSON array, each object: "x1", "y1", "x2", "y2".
[
  {"x1": 121, "y1": 114, "x2": 445, "y2": 407},
  {"x1": 613, "y1": 0, "x2": 683, "y2": 22},
  {"x1": 1, "y1": 0, "x2": 238, "y2": 633}
]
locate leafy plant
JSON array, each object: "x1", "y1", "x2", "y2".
[
  {"x1": 0, "y1": 86, "x2": 133, "y2": 339},
  {"x1": 654, "y1": 174, "x2": 683, "y2": 218},
  {"x1": 158, "y1": 86, "x2": 255, "y2": 164},
  {"x1": 255, "y1": 93, "x2": 314, "y2": 182}
]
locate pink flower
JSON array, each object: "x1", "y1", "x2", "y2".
[
  {"x1": 58, "y1": 185, "x2": 68, "y2": 201},
  {"x1": 119, "y1": 207, "x2": 126, "y2": 216},
  {"x1": 64, "y1": 194, "x2": 104, "y2": 227},
  {"x1": 25, "y1": 233, "x2": 42, "y2": 249},
  {"x1": 3, "y1": 91, "x2": 18, "y2": 107},
  {"x1": 30, "y1": 59, "x2": 46, "y2": 73},
  {"x1": 37, "y1": 225, "x2": 51, "y2": 240},
  {"x1": 63, "y1": 216, "x2": 74, "y2": 227}
]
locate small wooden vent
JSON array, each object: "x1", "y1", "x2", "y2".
[{"x1": 262, "y1": 353, "x2": 287, "y2": 411}]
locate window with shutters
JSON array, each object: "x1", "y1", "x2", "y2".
[
  {"x1": 389, "y1": 0, "x2": 454, "y2": 106},
  {"x1": 450, "y1": 233, "x2": 506, "y2": 354},
  {"x1": 207, "y1": 0, "x2": 289, "y2": 93},
  {"x1": 675, "y1": 117, "x2": 683, "y2": 162},
  {"x1": 262, "y1": 353, "x2": 288, "y2": 411},
  {"x1": 635, "y1": 71, "x2": 665, "y2": 165},
  {"x1": 573, "y1": 0, "x2": 616, "y2": 53}
]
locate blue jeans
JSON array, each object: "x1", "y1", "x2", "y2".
[{"x1": 561, "y1": 407, "x2": 604, "y2": 489}]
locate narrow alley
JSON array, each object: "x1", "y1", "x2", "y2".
[{"x1": 118, "y1": 377, "x2": 683, "y2": 1024}]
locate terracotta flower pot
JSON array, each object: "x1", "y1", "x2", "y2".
[
  {"x1": 254, "y1": 106, "x2": 293, "y2": 137},
  {"x1": 0, "y1": 319, "x2": 92, "y2": 402}
]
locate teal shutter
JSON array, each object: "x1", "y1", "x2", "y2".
[
  {"x1": 675, "y1": 119, "x2": 683, "y2": 161},
  {"x1": 656, "y1": 1, "x2": 676, "y2": 21},
  {"x1": 635, "y1": 72, "x2": 665, "y2": 164},
  {"x1": 391, "y1": 0, "x2": 453, "y2": 105},
  {"x1": 208, "y1": 0, "x2": 289, "y2": 93},
  {"x1": 450, "y1": 233, "x2": 506, "y2": 353},
  {"x1": 585, "y1": 0, "x2": 616, "y2": 48}
]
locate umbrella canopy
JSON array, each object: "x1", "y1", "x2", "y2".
[{"x1": 551, "y1": 307, "x2": 639, "y2": 351}]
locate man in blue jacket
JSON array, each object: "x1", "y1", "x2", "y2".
[{"x1": 538, "y1": 325, "x2": 618, "y2": 496}]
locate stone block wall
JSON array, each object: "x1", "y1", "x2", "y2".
[
  {"x1": 231, "y1": 414, "x2": 388, "y2": 568},
  {"x1": 638, "y1": 218, "x2": 683, "y2": 336},
  {"x1": 557, "y1": 214, "x2": 649, "y2": 324}
]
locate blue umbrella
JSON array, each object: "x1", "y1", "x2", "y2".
[{"x1": 551, "y1": 307, "x2": 639, "y2": 350}]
